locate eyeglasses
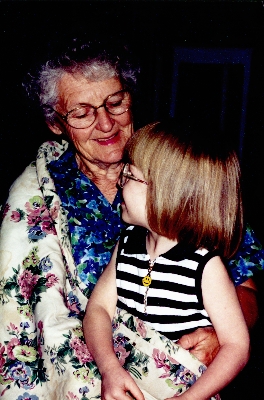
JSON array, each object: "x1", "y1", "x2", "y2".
[
  {"x1": 119, "y1": 163, "x2": 148, "y2": 188},
  {"x1": 52, "y1": 89, "x2": 131, "y2": 129}
]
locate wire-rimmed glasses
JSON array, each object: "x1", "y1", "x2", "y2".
[
  {"x1": 119, "y1": 163, "x2": 148, "y2": 188},
  {"x1": 50, "y1": 89, "x2": 131, "y2": 129}
]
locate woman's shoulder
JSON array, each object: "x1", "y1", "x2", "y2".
[
  {"x1": 7, "y1": 140, "x2": 69, "y2": 200},
  {"x1": 8, "y1": 162, "x2": 39, "y2": 200}
]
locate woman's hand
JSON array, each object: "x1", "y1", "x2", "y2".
[
  {"x1": 177, "y1": 327, "x2": 220, "y2": 366},
  {"x1": 101, "y1": 364, "x2": 145, "y2": 400}
]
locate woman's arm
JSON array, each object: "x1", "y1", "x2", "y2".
[
  {"x1": 168, "y1": 256, "x2": 250, "y2": 400},
  {"x1": 0, "y1": 163, "x2": 96, "y2": 398},
  {"x1": 83, "y1": 244, "x2": 145, "y2": 400},
  {"x1": 236, "y1": 278, "x2": 259, "y2": 329}
]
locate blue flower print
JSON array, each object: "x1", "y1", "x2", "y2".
[
  {"x1": 87, "y1": 231, "x2": 105, "y2": 245},
  {"x1": 67, "y1": 291, "x2": 81, "y2": 317},
  {"x1": 243, "y1": 229, "x2": 255, "y2": 246},
  {"x1": 17, "y1": 393, "x2": 39, "y2": 400},
  {"x1": 236, "y1": 257, "x2": 255, "y2": 278},
  {"x1": 20, "y1": 322, "x2": 30, "y2": 329},
  {"x1": 79, "y1": 386, "x2": 89, "y2": 395},
  {"x1": 10, "y1": 361, "x2": 32, "y2": 387},
  {"x1": 28, "y1": 226, "x2": 46, "y2": 241},
  {"x1": 98, "y1": 251, "x2": 112, "y2": 267},
  {"x1": 228, "y1": 223, "x2": 264, "y2": 285},
  {"x1": 81, "y1": 247, "x2": 99, "y2": 263},
  {"x1": 41, "y1": 177, "x2": 49, "y2": 185},
  {"x1": 87, "y1": 199, "x2": 99, "y2": 209},
  {"x1": 39, "y1": 256, "x2": 53, "y2": 272}
]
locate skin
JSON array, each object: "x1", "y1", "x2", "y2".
[
  {"x1": 48, "y1": 74, "x2": 133, "y2": 203},
  {"x1": 83, "y1": 165, "x2": 250, "y2": 400}
]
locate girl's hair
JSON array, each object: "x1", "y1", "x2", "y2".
[
  {"x1": 22, "y1": 38, "x2": 140, "y2": 125},
  {"x1": 125, "y1": 120, "x2": 243, "y2": 259}
]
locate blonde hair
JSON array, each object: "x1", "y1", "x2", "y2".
[{"x1": 125, "y1": 120, "x2": 243, "y2": 259}]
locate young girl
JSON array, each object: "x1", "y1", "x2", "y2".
[{"x1": 83, "y1": 121, "x2": 250, "y2": 400}]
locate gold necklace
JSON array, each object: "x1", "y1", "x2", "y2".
[{"x1": 142, "y1": 259, "x2": 156, "y2": 314}]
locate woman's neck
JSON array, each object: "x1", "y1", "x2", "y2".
[
  {"x1": 76, "y1": 154, "x2": 123, "y2": 204},
  {"x1": 146, "y1": 231, "x2": 178, "y2": 261}
]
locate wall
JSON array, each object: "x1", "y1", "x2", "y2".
[{"x1": 1, "y1": 1, "x2": 263, "y2": 242}]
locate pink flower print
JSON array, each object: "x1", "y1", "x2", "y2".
[
  {"x1": 11, "y1": 210, "x2": 21, "y2": 222},
  {"x1": 46, "y1": 273, "x2": 59, "y2": 288},
  {"x1": 50, "y1": 201, "x2": 60, "y2": 220},
  {"x1": 41, "y1": 218, "x2": 56, "y2": 235},
  {"x1": 25, "y1": 206, "x2": 46, "y2": 227},
  {"x1": 0, "y1": 344, "x2": 5, "y2": 357},
  {"x1": 136, "y1": 318, "x2": 147, "y2": 338},
  {"x1": 153, "y1": 348, "x2": 171, "y2": 377},
  {"x1": 38, "y1": 320, "x2": 43, "y2": 331},
  {"x1": 7, "y1": 322, "x2": 19, "y2": 333},
  {"x1": 27, "y1": 213, "x2": 42, "y2": 226},
  {"x1": 66, "y1": 391, "x2": 80, "y2": 400},
  {"x1": 114, "y1": 344, "x2": 130, "y2": 366},
  {"x1": 37, "y1": 321, "x2": 44, "y2": 358},
  {"x1": 2, "y1": 203, "x2": 10, "y2": 219},
  {"x1": 168, "y1": 354, "x2": 179, "y2": 365},
  {"x1": 34, "y1": 208, "x2": 56, "y2": 235},
  {"x1": 70, "y1": 337, "x2": 81, "y2": 350},
  {"x1": 70, "y1": 337, "x2": 94, "y2": 364},
  {"x1": 7, "y1": 338, "x2": 20, "y2": 360},
  {"x1": 153, "y1": 348, "x2": 167, "y2": 368},
  {"x1": 18, "y1": 270, "x2": 39, "y2": 300},
  {"x1": 0, "y1": 344, "x2": 6, "y2": 371}
]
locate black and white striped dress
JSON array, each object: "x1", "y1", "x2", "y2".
[{"x1": 116, "y1": 225, "x2": 218, "y2": 341}]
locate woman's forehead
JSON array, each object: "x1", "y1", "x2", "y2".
[{"x1": 56, "y1": 74, "x2": 123, "y2": 110}]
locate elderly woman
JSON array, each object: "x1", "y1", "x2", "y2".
[{"x1": 0, "y1": 39, "x2": 263, "y2": 399}]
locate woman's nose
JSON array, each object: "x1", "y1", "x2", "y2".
[{"x1": 95, "y1": 107, "x2": 115, "y2": 132}]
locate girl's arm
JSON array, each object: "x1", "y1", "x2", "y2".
[
  {"x1": 177, "y1": 277, "x2": 257, "y2": 366},
  {"x1": 83, "y1": 244, "x2": 145, "y2": 400},
  {"x1": 166, "y1": 255, "x2": 250, "y2": 400}
]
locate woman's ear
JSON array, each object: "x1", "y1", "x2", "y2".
[{"x1": 46, "y1": 122, "x2": 63, "y2": 135}]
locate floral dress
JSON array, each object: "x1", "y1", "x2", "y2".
[
  {"x1": 0, "y1": 140, "x2": 263, "y2": 400},
  {"x1": 0, "y1": 140, "x2": 125, "y2": 399}
]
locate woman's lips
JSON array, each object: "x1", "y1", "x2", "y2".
[{"x1": 95, "y1": 132, "x2": 119, "y2": 146}]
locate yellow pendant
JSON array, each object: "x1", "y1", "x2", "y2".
[{"x1": 142, "y1": 275, "x2": 152, "y2": 287}]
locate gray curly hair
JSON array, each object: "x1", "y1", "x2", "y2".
[{"x1": 23, "y1": 38, "x2": 140, "y2": 125}]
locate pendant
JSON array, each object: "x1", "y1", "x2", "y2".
[{"x1": 142, "y1": 275, "x2": 152, "y2": 287}]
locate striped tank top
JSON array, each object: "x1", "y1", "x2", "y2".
[{"x1": 116, "y1": 225, "x2": 218, "y2": 341}]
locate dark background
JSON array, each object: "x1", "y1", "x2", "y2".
[{"x1": 1, "y1": 1, "x2": 264, "y2": 398}]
